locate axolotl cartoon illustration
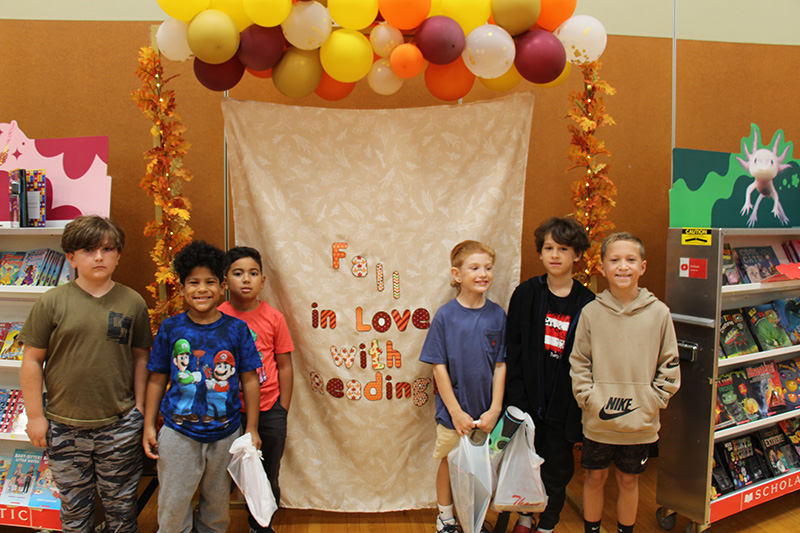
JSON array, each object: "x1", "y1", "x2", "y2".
[{"x1": 737, "y1": 130, "x2": 792, "y2": 227}]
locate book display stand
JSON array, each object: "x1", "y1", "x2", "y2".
[{"x1": 657, "y1": 228, "x2": 800, "y2": 533}]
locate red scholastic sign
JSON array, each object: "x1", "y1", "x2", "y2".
[
  {"x1": 0, "y1": 505, "x2": 60, "y2": 530},
  {"x1": 710, "y1": 471, "x2": 800, "y2": 522},
  {"x1": 679, "y1": 257, "x2": 708, "y2": 279}
]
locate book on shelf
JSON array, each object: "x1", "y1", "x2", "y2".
[
  {"x1": 718, "y1": 435, "x2": 771, "y2": 490},
  {"x1": 0, "y1": 449, "x2": 43, "y2": 507},
  {"x1": 0, "y1": 455, "x2": 11, "y2": 492},
  {"x1": 782, "y1": 240, "x2": 800, "y2": 264},
  {"x1": 24, "y1": 169, "x2": 46, "y2": 228},
  {"x1": 719, "y1": 309, "x2": 760, "y2": 358},
  {"x1": 745, "y1": 360, "x2": 787, "y2": 417},
  {"x1": 756, "y1": 425, "x2": 800, "y2": 477},
  {"x1": 722, "y1": 243, "x2": 743, "y2": 285},
  {"x1": 56, "y1": 262, "x2": 71, "y2": 285},
  {"x1": 716, "y1": 371, "x2": 756, "y2": 424},
  {"x1": 742, "y1": 304, "x2": 793, "y2": 350},
  {"x1": 0, "y1": 323, "x2": 24, "y2": 360},
  {"x1": 7, "y1": 169, "x2": 27, "y2": 229},
  {"x1": 776, "y1": 359, "x2": 800, "y2": 410},
  {"x1": 772, "y1": 297, "x2": 800, "y2": 345},
  {"x1": 714, "y1": 390, "x2": 736, "y2": 430},
  {"x1": 27, "y1": 454, "x2": 60, "y2": 510},
  {"x1": 779, "y1": 418, "x2": 800, "y2": 457},
  {"x1": 711, "y1": 446, "x2": 735, "y2": 498},
  {"x1": 14, "y1": 248, "x2": 49, "y2": 287},
  {"x1": 0, "y1": 252, "x2": 25, "y2": 285},
  {"x1": 734, "y1": 245, "x2": 782, "y2": 283}
]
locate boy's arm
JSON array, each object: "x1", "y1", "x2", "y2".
[
  {"x1": 569, "y1": 313, "x2": 594, "y2": 408},
  {"x1": 143, "y1": 372, "x2": 168, "y2": 460},
  {"x1": 241, "y1": 369, "x2": 262, "y2": 449},
  {"x1": 20, "y1": 346, "x2": 48, "y2": 448},
  {"x1": 132, "y1": 347, "x2": 150, "y2": 414},
  {"x1": 276, "y1": 352, "x2": 293, "y2": 410},
  {"x1": 432, "y1": 363, "x2": 475, "y2": 435},
  {"x1": 652, "y1": 316, "x2": 681, "y2": 407},
  {"x1": 477, "y1": 361, "x2": 506, "y2": 433}
]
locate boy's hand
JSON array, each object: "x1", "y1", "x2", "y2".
[
  {"x1": 451, "y1": 409, "x2": 476, "y2": 436},
  {"x1": 143, "y1": 426, "x2": 159, "y2": 459},
  {"x1": 248, "y1": 430, "x2": 261, "y2": 451},
  {"x1": 476, "y1": 408, "x2": 501, "y2": 433},
  {"x1": 25, "y1": 415, "x2": 48, "y2": 448}
]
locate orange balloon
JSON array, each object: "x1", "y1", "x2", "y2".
[
  {"x1": 315, "y1": 71, "x2": 356, "y2": 100},
  {"x1": 390, "y1": 43, "x2": 425, "y2": 79},
  {"x1": 379, "y1": 0, "x2": 431, "y2": 30},
  {"x1": 424, "y1": 57, "x2": 474, "y2": 101},
  {"x1": 246, "y1": 67, "x2": 273, "y2": 78},
  {"x1": 537, "y1": 0, "x2": 576, "y2": 31}
]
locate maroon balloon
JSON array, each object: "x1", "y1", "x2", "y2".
[
  {"x1": 514, "y1": 29, "x2": 567, "y2": 84},
  {"x1": 237, "y1": 24, "x2": 286, "y2": 71},
  {"x1": 414, "y1": 15, "x2": 465, "y2": 65},
  {"x1": 194, "y1": 56, "x2": 246, "y2": 91}
]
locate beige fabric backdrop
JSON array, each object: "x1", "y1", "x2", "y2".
[{"x1": 221, "y1": 92, "x2": 533, "y2": 511}]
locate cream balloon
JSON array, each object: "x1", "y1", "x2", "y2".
[
  {"x1": 555, "y1": 14, "x2": 607, "y2": 64},
  {"x1": 281, "y1": 1, "x2": 332, "y2": 50},
  {"x1": 461, "y1": 24, "x2": 515, "y2": 79},
  {"x1": 370, "y1": 23, "x2": 404, "y2": 58},
  {"x1": 156, "y1": 17, "x2": 193, "y2": 61},
  {"x1": 368, "y1": 58, "x2": 404, "y2": 95}
]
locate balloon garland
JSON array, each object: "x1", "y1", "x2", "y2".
[
  {"x1": 154, "y1": 0, "x2": 608, "y2": 100},
  {"x1": 132, "y1": 47, "x2": 195, "y2": 333},
  {"x1": 568, "y1": 60, "x2": 616, "y2": 289}
]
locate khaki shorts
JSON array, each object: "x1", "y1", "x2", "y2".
[{"x1": 433, "y1": 424, "x2": 461, "y2": 461}]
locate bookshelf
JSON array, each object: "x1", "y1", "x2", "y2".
[{"x1": 656, "y1": 227, "x2": 800, "y2": 533}]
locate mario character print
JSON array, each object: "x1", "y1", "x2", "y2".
[{"x1": 204, "y1": 351, "x2": 235, "y2": 423}]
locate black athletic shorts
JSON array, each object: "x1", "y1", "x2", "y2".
[{"x1": 580, "y1": 437, "x2": 651, "y2": 475}]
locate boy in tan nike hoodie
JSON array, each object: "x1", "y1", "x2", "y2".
[{"x1": 569, "y1": 233, "x2": 680, "y2": 533}]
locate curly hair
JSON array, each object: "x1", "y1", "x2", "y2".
[{"x1": 173, "y1": 240, "x2": 226, "y2": 284}]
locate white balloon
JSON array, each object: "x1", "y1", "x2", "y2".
[
  {"x1": 367, "y1": 58, "x2": 403, "y2": 95},
  {"x1": 461, "y1": 24, "x2": 515, "y2": 79},
  {"x1": 370, "y1": 23, "x2": 403, "y2": 58},
  {"x1": 156, "y1": 17, "x2": 193, "y2": 61},
  {"x1": 281, "y1": 1, "x2": 332, "y2": 51},
  {"x1": 555, "y1": 14, "x2": 607, "y2": 64}
]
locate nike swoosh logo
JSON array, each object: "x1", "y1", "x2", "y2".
[
  {"x1": 598, "y1": 406, "x2": 640, "y2": 420},
  {"x1": 666, "y1": 358, "x2": 680, "y2": 368}
]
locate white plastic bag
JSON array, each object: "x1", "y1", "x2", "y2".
[
  {"x1": 492, "y1": 413, "x2": 547, "y2": 513},
  {"x1": 227, "y1": 432, "x2": 277, "y2": 527},
  {"x1": 448, "y1": 430, "x2": 493, "y2": 533}
]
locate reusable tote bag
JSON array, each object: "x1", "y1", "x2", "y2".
[
  {"x1": 492, "y1": 413, "x2": 547, "y2": 513},
  {"x1": 448, "y1": 430, "x2": 493, "y2": 533}
]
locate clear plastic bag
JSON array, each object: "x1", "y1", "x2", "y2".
[
  {"x1": 448, "y1": 430, "x2": 493, "y2": 533},
  {"x1": 492, "y1": 413, "x2": 548, "y2": 513},
  {"x1": 227, "y1": 432, "x2": 277, "y2": 527}
]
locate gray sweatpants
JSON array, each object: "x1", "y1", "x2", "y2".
[{"x1": 156, "y1": 425, "x2": 240, "y2": 533}]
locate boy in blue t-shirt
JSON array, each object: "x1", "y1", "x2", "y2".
[
  {"x1": 143, "y1": 240, "x2": 262, "y2": 532},
  {"x1": 420, "y1": 240, "x2": 507, "y2": 533}
]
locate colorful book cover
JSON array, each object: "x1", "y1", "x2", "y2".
[
  {"x1": 13, "y1": 248, "x2": 48, "y2": 286},
  {"x1": 0, "y1": 455, "x2": 12, "y2": 492},
  {"x1": 0, "y1": 251, "x2": 25, "y2": 285},
  {"x1": 734, "y1": 245, "x2": 781, "y2": 283},
  {"x1": 783, "y1": 241, "x2": 799, "y2": 263},
  {"x1": 722, "y1": 243, "x2": 742, "y2": 285},
  {"x1": 716, "y1": 372, "x2": 753, "y2": 424},
  {"x1": 7, "y1": 169, "x2": 27, "y2": 228},
  {"x1": 777, "y1": 359, "x2": 800, "y2": 410},
  {"x1": 743, "y1": 304, "x2": 793, "y2": 350},
  {"x1": 0, "y1": 323, "x2": 23, "y2": 360},
  {"x1": 24, "y1": 169, "x2": 46, "y2": 227},
  {"x1": 35, "y1": 249, "x2": 54, "y2": 286},
  {"x1": 0, "y1": 389, "x2": 21, "y2": 433},
  {"x1": 720, "y1": 309, "x2": 760, "y2": 357},
  {"x1": 790, "y1": 240, "x2": 800, "y2": 264},
  {"x1": 0, "y1": 449, "x2": 43, "y2": 507},
  {"x1": 0, "y1": 323, "x2": 11, "y2": 347},
  {"x1": 56, "y1": 261, "x2": 71, "y2": 285},
  {"x1": 745, "y1": 361, "x2": 787, "y2": 417},
  {"x1": 714, "y1": 390, "x2": 736, "y2": 430},
  {"x1": 27, "y1": 454, "x2": 60, "y2": 510},
  {"x1": 756, "y1": 425, "x2": 800, "y2": 477},
  {"x1": 779, "y1": 418, "x2": 800, "y2": 456},
  {"x1": 731, "y1": 369, "x2": 762, "y2": 422},
  {"x1": 711, "y1": 446, "x2": 735, "y2": 497},
  {"x1": 46, "y1": 252, "x2": 65, "y2": 287},
  {"x1": 772, "y1": 297, "x2": 800, "y2": 345},
  {"x1": 720, "y1": 436, "x2": 770, "y2": 489}
]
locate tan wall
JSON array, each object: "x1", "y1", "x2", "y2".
[{"x1": 2, "y1": 20, "x2": 798, "y2": 302}]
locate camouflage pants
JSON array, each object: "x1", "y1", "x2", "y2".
[{"x1": 47, "y1": 407, "x2": 144, "y2": 533}]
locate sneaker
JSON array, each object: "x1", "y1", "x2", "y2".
[
  {"x1": 512, "y1": 524, "x2": 532, "y2": 533},
  {"x1": 436, "y1": 515, "x2": 459, "y2": 533}
]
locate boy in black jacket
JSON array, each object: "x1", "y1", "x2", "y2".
[{"x1": 505, "y1": 217, "x2": 594, "y2": 533}]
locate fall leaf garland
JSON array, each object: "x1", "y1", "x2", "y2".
[
  {"x1": 132, "y1": 46, "x2": 194, "y2": 333},
  {"x1": 568, "y1": 61, "x2": 617, "y2": 287}
]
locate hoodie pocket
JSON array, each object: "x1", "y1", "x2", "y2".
[{"x1": 586, "y1": 382, "x2": 660, "y2": 435}]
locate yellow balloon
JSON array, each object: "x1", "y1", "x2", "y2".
[
  {"x1": 478, "y1": 64, "x2": 522, "y2": 91},
  {"x1": 328, "y1": 0, "x2": 379, "y2": 30},
  {"x1": 272, "y1": 48, "x2": 323, "y2": 98},
  {"x1": 209, "y1": 0, "x2": 252, "y2": 31},
  {"x1": 187, "y1": 9, "x2": 241, "y2": 64},
  {"x1": 242, "y1": 0, "x2": 291, "y2": 27},
  {"x1": 441, "y1": 0, "x2": 490, "y2": 34},
  {"x1": 158, "y1": 0, "x2": 210, "y2": 22},
  {"x1": 320, "y1": 29, "x2": 373, "y2": 83},
  {"x1": 491, "y1": 0, "x2": 541, "y2": 36},
  {"x1": 534, "y1": 60, "x2": 571, "y2": 88},
  {"x1": 427, "y1": 0, "x2": 443, "y2": 17}
]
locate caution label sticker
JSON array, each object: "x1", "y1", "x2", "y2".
[{"x1": 681, "y1": 228, "x2": 712, "y2": 246}]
